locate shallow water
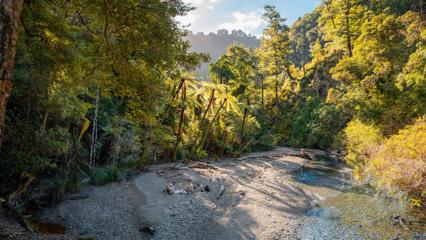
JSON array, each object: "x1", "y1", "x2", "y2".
[
  {"x1": 318, "y1": 191, "x2": 426, "y2": 239},
  {"x1": 297, "y1": 160, "x2": 426, "y2": 240}
]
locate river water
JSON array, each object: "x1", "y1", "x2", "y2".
[{"x1": 296, "y1": 159, "x2": 425, "y2": 240}]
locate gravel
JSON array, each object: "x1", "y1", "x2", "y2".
[{"x1": 33, "y1": 147, "x2": 353, "y2": 240}]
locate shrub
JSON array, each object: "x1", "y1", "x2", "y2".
[
  {"x1": 343, "y1": 119, "x2": 382, "y2": 166},
  {"x1": 369, "y1": 118, "x2": 426, "y2": 203}
]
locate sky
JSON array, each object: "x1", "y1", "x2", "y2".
[{"x1": 177, "y1": 0, "x2": 321, "y2": 36}]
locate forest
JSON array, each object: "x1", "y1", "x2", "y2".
[{"x1": 0, "y1": 0, "x2": 425, "y2": 222}]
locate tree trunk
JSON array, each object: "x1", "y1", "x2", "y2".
[
  {"x1": 173, "y1": 78, "x2": 185, "y2": 100},
  {"x1": 41, "y1": 109, "x2": 49, "y2": 131},
  {"x1": 272, "y1": 42, "x2": 280, "y2": 107},
  {"x1": 0, "y1": 0, "x2": 24, "y2": 149},
  {"x1": 173, "y1": 81, "x2": 186, "y2": 159},
  {"x1": 198, "y1": 98, "x2": 227, "y2": 151},
  {"x1": 89, "y1": 88, "x2": 100, "y2": 168},
  {"x1": 241, "y1": 108, "x2": 248, "y2": 141},
  {"x1": 261, "y1": 77, "x2": 264, "y2": 107},
  {"x1": 344, "y1": 0, "x2": 353, "y2": 57},
  {"x1": 193, "y1": 89, "x2": 215, "y2": 146},
  {"x1": 314, "y1": 66, "x2": 320, "y2": 97},
  {"x1": 241, "y1": 97, "x2": 250, "y2": 143},
  {"x1": 326, "y1": 3, "x2": 337, "y2": 29}
]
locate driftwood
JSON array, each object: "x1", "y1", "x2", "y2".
[
  {"x1": 65, "y1": 194, "x2": 90, "y2": 201},
  {"x1": 299, "y1": 149, "x2": 312, "y2": 161},
  {"x1": 189, "y1": 162, "x2": 218, "y2": 170},
  {"x1": 216, "y1": 184, "x2": 225, "y2": 199}
]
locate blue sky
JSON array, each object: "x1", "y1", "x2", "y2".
[{"x1": 177, "y1": 0, "x2": 321, "y2": 36}]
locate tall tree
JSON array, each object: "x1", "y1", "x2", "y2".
[
  {"x1": 319, "y1": 0, "x2": 366, "y2": 57},
  {"x1": 0, "y1": 0, "x2": 24, "y2": 148},
  {"x1": 258, "y1": 5, "x2": 292, "y2": 107}
]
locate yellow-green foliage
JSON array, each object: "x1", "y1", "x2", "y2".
[
  {"x1": 344, "y1": 119, "x2": 382, "y2": 166},
  {"x1": 369, "y1": 118, "x2": 426, "y2": 202},
  {"x1": 78, "y1": 117, "x2": 90, "y2": 141}
]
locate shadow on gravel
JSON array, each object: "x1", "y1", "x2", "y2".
[{"x1": 34, "y1": 149, "x2": 352, "y2": 240}]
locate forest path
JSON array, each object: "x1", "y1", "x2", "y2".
[{"x1": 38, "y1": 147, "x2": 353, "y2": 240}]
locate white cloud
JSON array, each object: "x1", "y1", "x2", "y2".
[
  {"x1": 176, "y1": 1, "x2": 265, "y2": 35},
  {"x1": 176, "y1": 0, "x2": 223, "y2": 30},
  {"x1": 219, "y1": 10, "x2": 265, "y2": 35}
]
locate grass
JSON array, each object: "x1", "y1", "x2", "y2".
[
  {"x1": 89, "y1": 165, "x2": 120, "y2": 186},
  {"x1": 88, "y1": 159, "x2": 142, "y2": 186}
]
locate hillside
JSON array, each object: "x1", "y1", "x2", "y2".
[{"x1": 187, "y1": 30, "x2": 260, "y2": 78}]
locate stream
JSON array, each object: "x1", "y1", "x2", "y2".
[
  {"x1": 296, "y1": 158, "x2": 426, "y2": 240},
  {"x1": 5, "y1": 148, "x2": 424, "y2": 240}
]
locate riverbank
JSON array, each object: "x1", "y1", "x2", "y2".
[{"x1": 1, "y1": 147, "x2": 424, "y2": 239}]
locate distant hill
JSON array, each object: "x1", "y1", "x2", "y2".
[{"x1": 187, "y1": 29, "x2": 260, "y2": 79}]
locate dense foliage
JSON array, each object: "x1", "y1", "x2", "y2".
[
  {"x1": 0, "y1": 0, "x2": 424, "y2": 209},
  {"x1": 209, "y1": 1, "x2": 426, "y2": 204},
  {"x1": 1, "y1": 0, "x2": 208, "y2": 206}
]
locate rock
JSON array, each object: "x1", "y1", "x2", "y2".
[
  {"x1": 310, "y1": 200, "x2": 320, "y2": 207},
  {"x1": 391, "y1": 233, "x2": 403, "y2": 240},
  {"x1": 204, "y1": 185, "x2": 211, "y2": 192},
  {"x1": 413, "y1": 232, "x2": 425, "y2": 240},
  {"x1": 391, "y1": 215, "x2": 409, "y2": 229},
  {"x1": 156, "y1": 170, "x2": 166, "y2": 177},
  {"x1": 164, "y1": 183, "x2": 175, "y2": 195},
  {"x1": 184, "y1": 182, "x2": 193, "y2": 193},
  {"x1": 139, "y1": 226, "x2": 155, "y2": 235}
]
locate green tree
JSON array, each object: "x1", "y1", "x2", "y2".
[
  {"x1": 319, "y1": 0, "x2": 366, "y2": 57},
  {"x1": 258, "y1": 5, "x2": 292, "y2": 107}
]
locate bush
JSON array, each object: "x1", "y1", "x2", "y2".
[
  {"x1": 343, "y1": 119, "x2": 382, "y2": 166},
  {"x1": 369, "y1": 118, "x2": 426, "y2": 202},
  {"x1": 343, "y1": 118, "x2": 426, "y2": 206}
]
